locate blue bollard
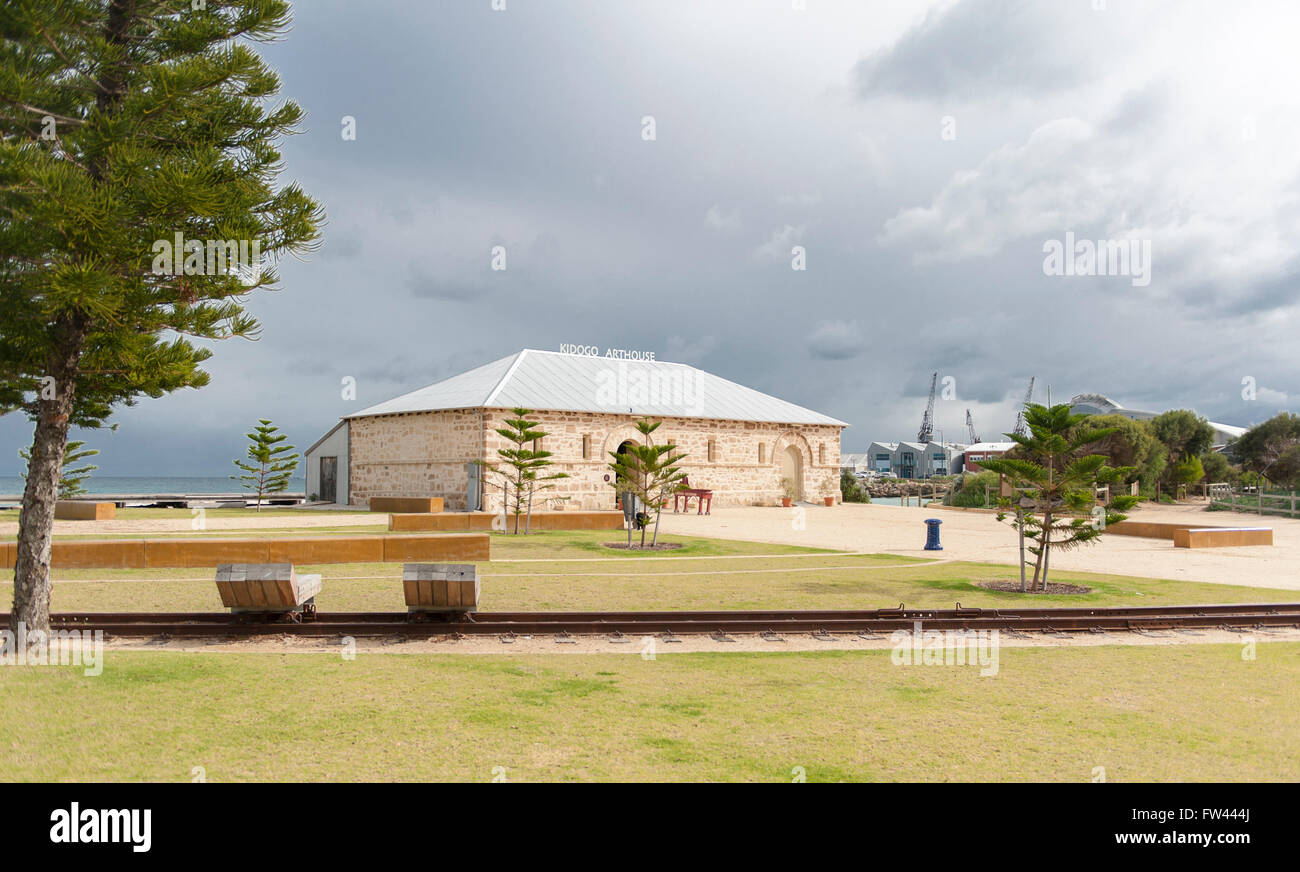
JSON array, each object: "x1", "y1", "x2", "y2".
[{"x1": 923, "y1": 518, "x2": 943, "y2": 551}]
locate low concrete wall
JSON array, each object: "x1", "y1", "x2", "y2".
[
  {"x1": 382, "y1": 534, "x2": 488, "y2": 562},
  {"x1": 370, "y1": 497, "x2": 444, "y2": 514},
  {"x1": 530, "y1": 511, "x2": 624, "y2": 530},
  {"x1": 1110, "y1": 520, "x2": 1273, "y2": 548},
  {"x1": 54, "y1": 501, "x2": 116, "y2": 521},
  {"x1": 0, "y1": 533, "x2": 489, "y2": 569},
  {"x1": 391, "y1": 512, "x2": 495, "y2": 532},
  {"x1": 389, "y1": 511, "x2": 624, "y2": 532},
  {"x1": 267, "y1": 536, "x2": 385, "y2": 564},
  {"x1": 1108, "y1": 521, "x2": 1188, "y2": 540},
  {"x1": 1174, "y1": 527, "x2": 1273, "y2": 548},
  {"x1": 54, "y1": 539, "x2": 148, "y2": 569}
]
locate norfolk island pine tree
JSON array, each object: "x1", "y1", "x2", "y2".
[
  {"x1": 231, "y1": 419, "x2": 298, "y2": 511},
  {"x1": 980, "y1": 403, "x2": 1139, "y2": 590},
  {"x1": 0, "y1": 1, "x2": 323, "y2": 634},
  {"x1": 607, "y1": 420, "x2": 687, "y2": 548},
  {"x1": 480, "y1": 408, "x2": 568, "y2": 534},
  {"x1": 19, "y1": 439, "x2": 98, "y2": 497}
]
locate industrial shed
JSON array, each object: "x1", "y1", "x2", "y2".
[{"x1": 305, "y1": 349, "x2": 847, "y2": 510}]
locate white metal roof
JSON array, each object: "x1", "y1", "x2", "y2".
[
  {"x1": 347, "y1": 349, "x2": 847, "y2": 426},
  {"x1": 1069, "y1": 392, "x2": 1246, "y2": 442},
  {"x1": 964, "y1": 441, "x2": 1017, "y2": 452}
]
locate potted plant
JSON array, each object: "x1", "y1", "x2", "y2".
[
  {"x1": 823, "y1": 495, "x2": 835, "y2": 507},
  {"x1": 780, "y1": 477, "x2": 797, "y2": 507}
]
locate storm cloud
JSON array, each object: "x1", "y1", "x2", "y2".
[{"x1": 3, "y1": 0, "x2": 1298, "y2": 474}]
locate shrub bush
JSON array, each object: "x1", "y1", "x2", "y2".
[{"x1": 952, "y1": 471, "x2": 999, "y2": 507}]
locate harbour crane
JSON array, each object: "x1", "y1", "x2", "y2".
[
  {"x1": 1012, "y1": 377, "x2": 1035, "y2": 437},
  {"x1": 917, "y1": 372, "x2": 937, "y2": 444},
  {"x1": 965, "y1": 409, "x2": 979, "y2": 445}
]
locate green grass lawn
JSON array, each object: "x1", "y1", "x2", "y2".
[
  {"x1": 488, "y1": 529, "x2": 836, "y2": 559},
  {"x1": 7, "y1": 555, "x2": 1292, "y2": 613},
  {"x1": 1, "y1": 643, "x2": 1295, "y2": 781}
]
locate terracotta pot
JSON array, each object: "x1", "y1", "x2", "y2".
[
  {"x1": 781, "y1": 497, "x2": 792, "y2": 507},
  {"x1": 824, "y1": 496, "x2": 835, "y2": 506}
]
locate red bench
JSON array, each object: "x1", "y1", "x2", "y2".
[{"x1": 674, "y1": 476, "x2": 713, "y2": 515}]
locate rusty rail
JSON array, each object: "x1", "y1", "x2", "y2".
[{"x1": 12, "y1": 602, "x2": 1300, "y2": 639}]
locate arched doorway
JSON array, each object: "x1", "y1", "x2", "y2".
[{"x1": 781, "y1": 445, "x2": 803, "y2": 502}]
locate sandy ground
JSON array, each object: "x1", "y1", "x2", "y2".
[
  {"x1": 2, "y1": 499, "x2": 1296, "y2": 590},
  {"x1": 103, "y1": 626, "x2": 1300, "y2": 655},
  {"x1": 659, "y1": 501, "x2": 1300, "y2": 591}
]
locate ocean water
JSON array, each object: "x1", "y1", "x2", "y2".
[{"x1": 0, "y1": 476, "x2": 305, "y2": 497}]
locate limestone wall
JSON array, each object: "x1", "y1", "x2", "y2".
[
  {"x1": 349, "y1": 407, "x2": 842, "y2": 510},
  {"x1": 349, "y1": 409, "x2": 482, "y2": 509}
]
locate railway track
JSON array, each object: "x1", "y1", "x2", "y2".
[{"x1": 12, "y1": 602, "x2": 1300, "y2": 638}]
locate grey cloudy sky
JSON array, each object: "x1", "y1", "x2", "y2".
[{"x1": 4, "y1": 0, "x2": 1299, "y2": 474}]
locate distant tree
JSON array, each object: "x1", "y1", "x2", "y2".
[
  {"x1": 0, "y1": 1, "x2": 323, "y2": 634},
  {"x1": 608, "y1": 420, "x2": 687, "y2": 548},
  {"x1": 19, "y1": 440, "x2": 98, "y2": 498},
  {"x1": 1169, "y1": 454, "x2": 1205, "y2": 494},
  {"x1": 485, "y1": 408, "x2": 568, "y2": 534},
  {"x1": 1199, "y1": 450, "x2": 1238, "y2": 487},
  {"x1": 980, "y1": 404, "x2": 1139, "y2": 591},
  {"x1": 951, "y1": 470, "x2": 998, "y2": 507},
  {"x1": 231, "y1": 420, "x2": 298, "y2": 511},
  {"x1": 1085, "y1": 414, "x2": 1165, "y2": 494},
  {"x1": 1227, "y1": 413, "x2": 1300, "y2": 490},
  {"x1": 1150, "y1": 410, "x2": 1215, "y2": 493},
  {"x1": 840, "y1": 470, "x2": 870, "y2": 503}
]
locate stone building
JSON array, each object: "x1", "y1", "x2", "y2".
[{"x1": 305, "y1": 349, "x2": 846, "y2": 510}]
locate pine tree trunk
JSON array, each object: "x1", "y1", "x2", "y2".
[
  {"x1": 651, "y1": 503, "x2": 661, "y2": 547},
  {"x1": 1038, "y1": 511, "x2": 1053, "y2": 590},
  {"x1": 512, "y1": 480, "x2": 522, "y2": 535},
  {"x1": 1030, "y1": 510, "x2": 1046, "y2": 589},
  {"x1": 1040, "y1": 514, "x2": 1050, "y2": 589},
  {"x1": 12, "y1": 321, "x2": 85, "y2": 635}
]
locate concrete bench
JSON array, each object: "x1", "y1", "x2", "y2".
[
  {"x1": 369, "y1": 497, "x2": 443, "y2": 514},
  {"x1": 1173, "y1": 527, "x2": 1273, "y2": 548},
  {"x1": 403, "y1": 563, "x2": 479, "y2": 612},
  {"x1": 215, "y1": 563, "x2": 321, "y2": 616},
  {"x1": 54, "y1": 500, "x2": 116, "y2": 521}
]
